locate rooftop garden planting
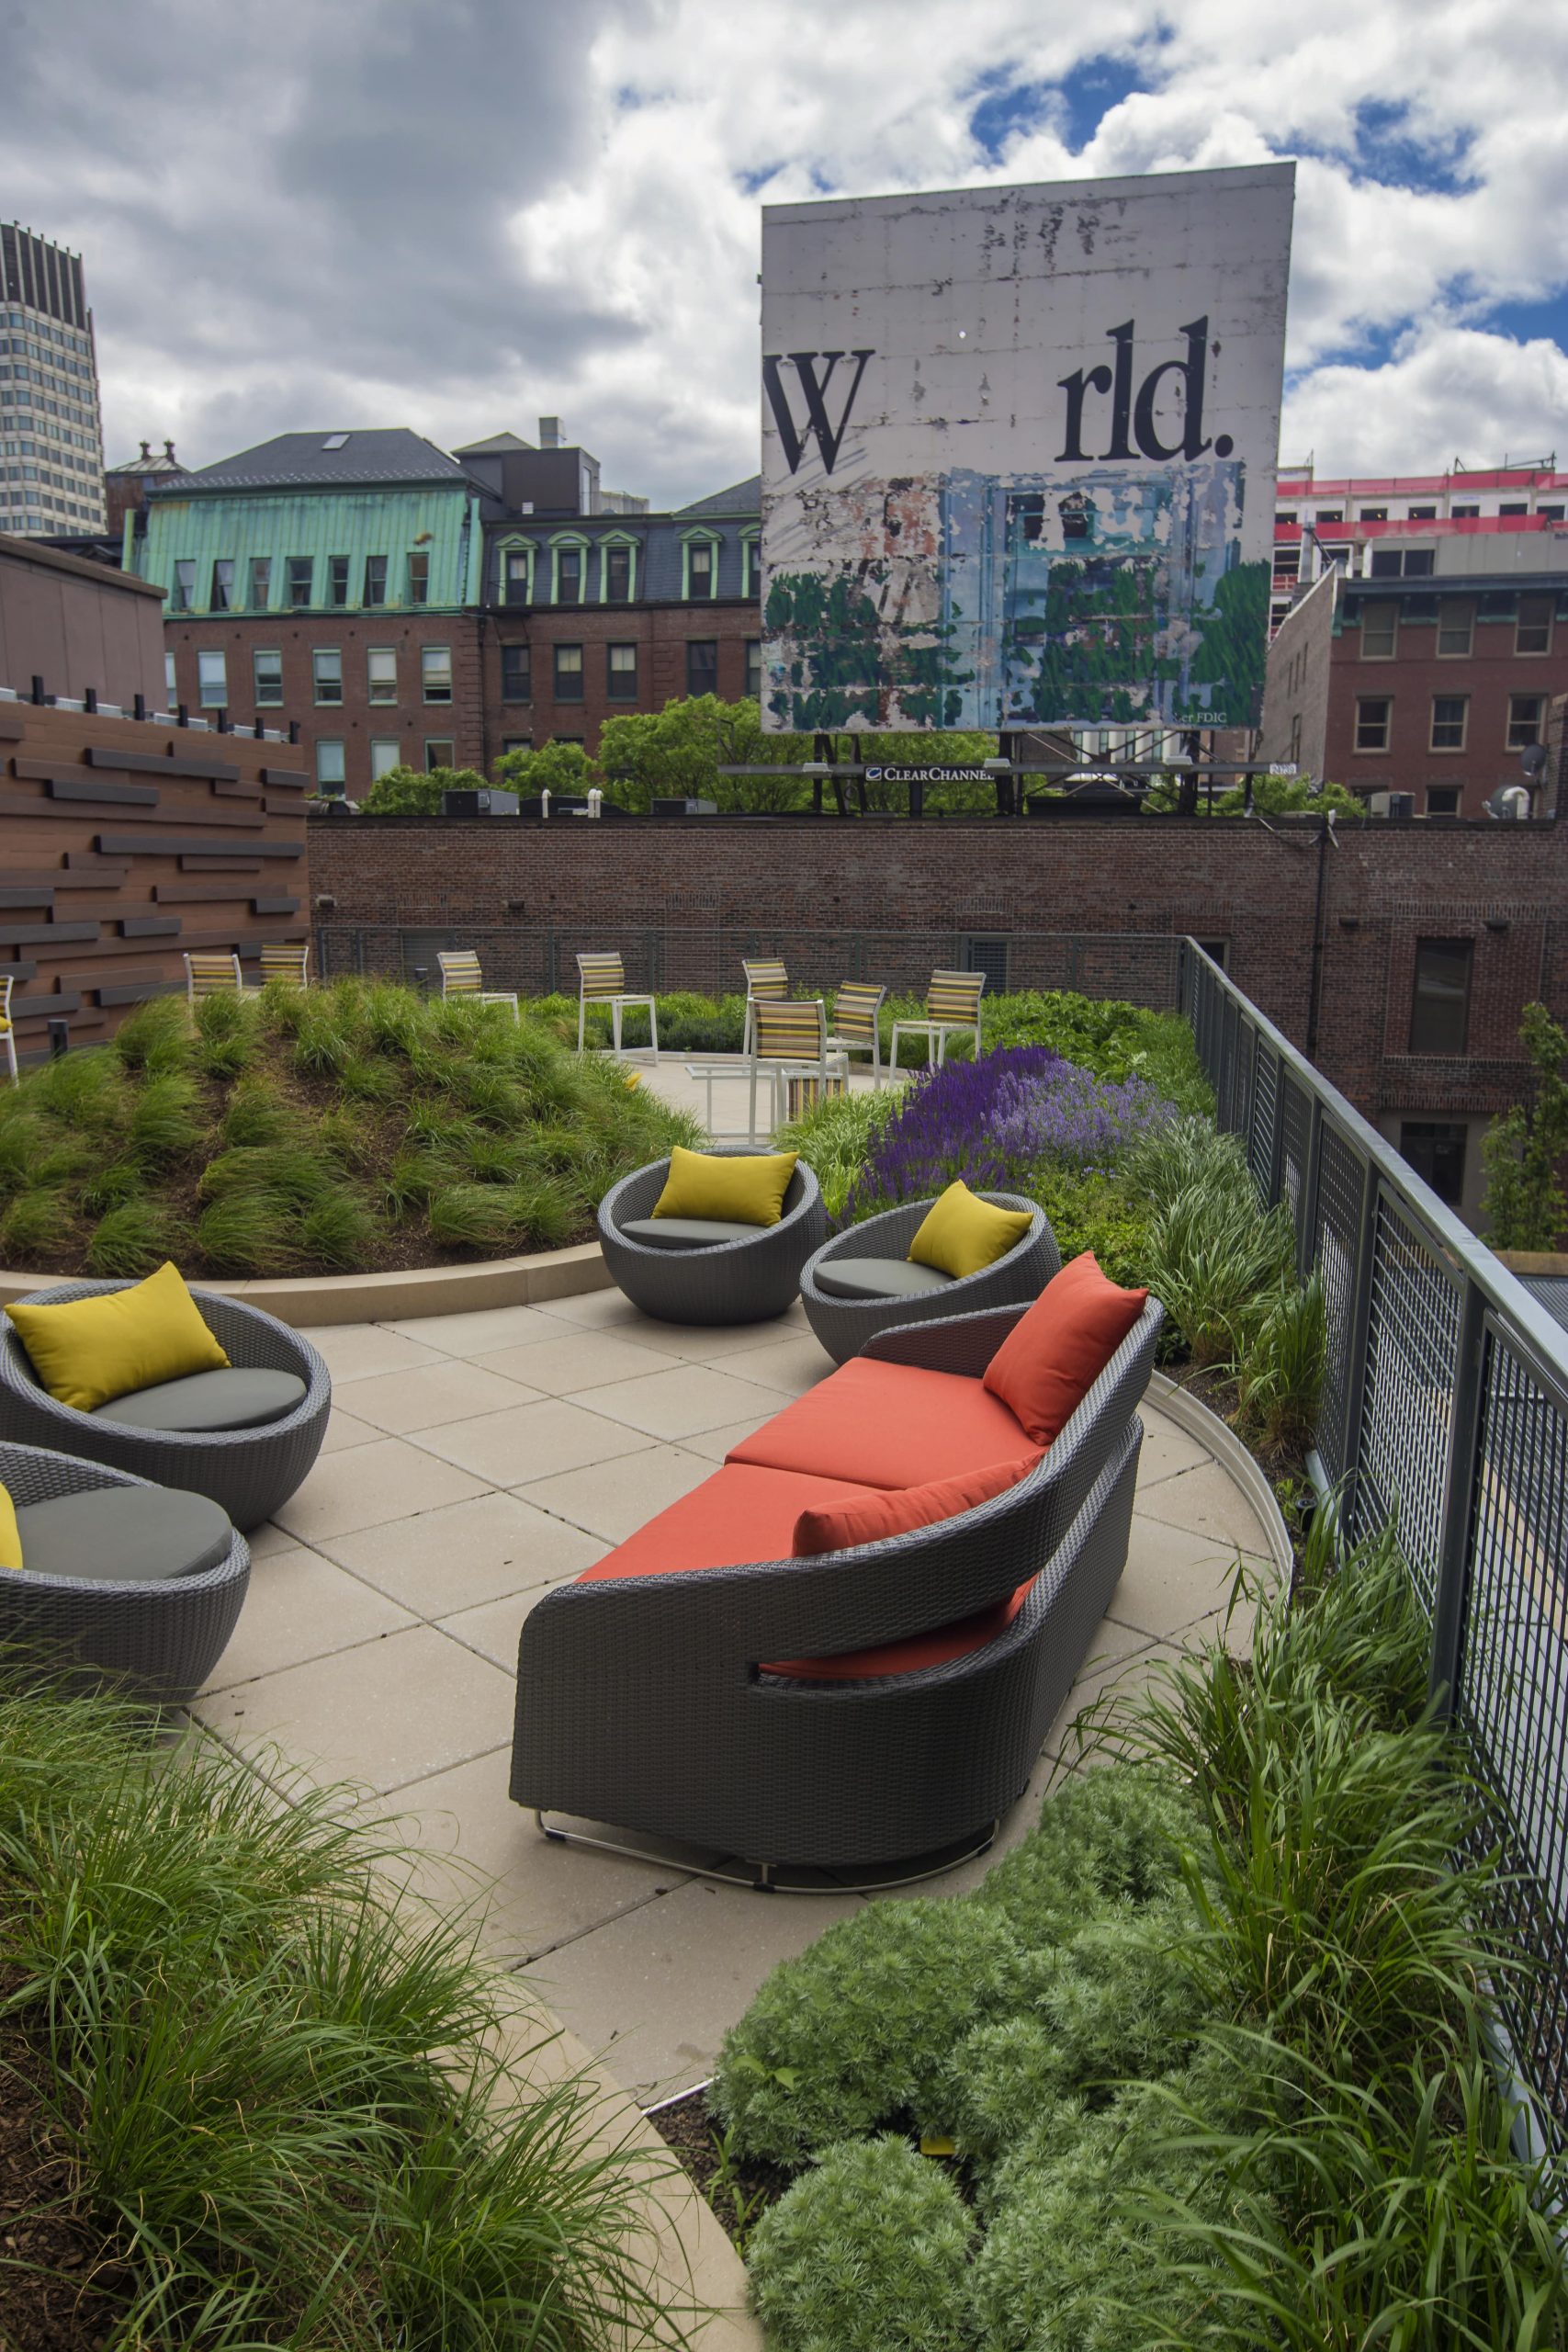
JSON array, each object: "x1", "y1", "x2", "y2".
[
  {"x1": 0, "y1": 980, "x2": 698, "y2": 1282},
  {"x1": 663, "y1": 1515, "x2": 1567, "y2": 2350},
  {"x1": 0, "y1": 1682, "x2": 694, "y2": 2352}
]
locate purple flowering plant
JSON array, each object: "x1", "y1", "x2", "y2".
[{"x1": 845, "y1": 1046, "x2": 1174, "y2": 1220}]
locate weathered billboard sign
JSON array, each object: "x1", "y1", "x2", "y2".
[{"x1": 760, "y1": 163, "x2": 1294, "y2": 733}]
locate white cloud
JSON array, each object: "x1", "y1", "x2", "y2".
[{"x1": 13, "y1": 0, "x2": 1568, "y2": 501}]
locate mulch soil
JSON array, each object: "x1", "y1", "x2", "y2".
[
  {"x1": 644, "y1": 2087, "x2": 795, "y2": 2249},
  {"x1": 0, "y1": 1974, "x2": 132, "y2": 2352}
]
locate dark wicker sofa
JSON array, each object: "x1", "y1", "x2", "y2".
[
  {"x1": 511, "y1": 1295, "x2": 1161, "y2": 1874},
  {"x1": 0, "y1": 1283, "x2": 330, "y2": 1532}
]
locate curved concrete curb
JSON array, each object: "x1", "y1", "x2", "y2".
[
  {"x1": 0, "y1": 1240, "x2": 613, "y2": 1329},
  {"x1": 1147, "y1": 1369, "x2": 1294, "y2": 1582}
]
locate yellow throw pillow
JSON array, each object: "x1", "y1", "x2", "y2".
[
  {"x1": 908, "y1": 1181, "x2": 1032, "y2": 1281},
  {"x1": 6, "y1": 1262, "x2": 230, "y2": 1415},
  {"x1": 0, "y1": 1481, "x2": 19, "y2": 1573},
  {"x1": 651, "y1": 1146, "x2": 798, "y2": 1229}
]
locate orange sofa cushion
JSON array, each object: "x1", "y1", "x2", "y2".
[
  {"x1": 792, "y1": 1454, "x2": 1037, "y2": 1556},
  {"x1": 727, "y1": 1357, "x2": 1040, "y2": 1489},
  {"x1": 982, "y1": 1251, "x2": 1147, "y2": 1447},
  {"x1": 764, "y1": 1577, "x2": 1037, "y2": 1680},
  {"x1": 576, "y1": 1463, "x2": 878, "y2": 1584}
]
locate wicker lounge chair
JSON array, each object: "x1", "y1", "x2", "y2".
[
  {"x1": 800, "y1": 1192, "x2": 1059, "y2": 1364},
  {"x1": 598, "y1": 1150, "x2": 826, "y2": 1325},
  {"x1": 0, "y1": 1440, "x2": 250, "y2": 1705},
  {"x1": 511, "y1": 1294, "x2": 1162, "y2": 1880},
  {"x1": 0, "y1": 1284, "x2": 331, "y2": 1532}
]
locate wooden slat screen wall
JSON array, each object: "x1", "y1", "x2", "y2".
[{"x1": 0, "y1": 704, "x2": 310, "y2": 1057}]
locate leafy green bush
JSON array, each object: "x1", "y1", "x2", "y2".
[
  {"x1": 980, "y1": 989, "x2": 1213, "y2": 1117},
  {"x1": 0, "y1": 1679, "x2": 690, "y2": 2350},
  {"x1": 778, "y1": 1085, "x2": 900, "y2": 1220},
  {"x1": 359, "y1": 762, "x2": 488, "y2": 816},
  {"x1": 1029, "y1": 1163, "x2": 1150, "y2": 1289},
  {"x1": 1236, "y1": 1271, "x2": 1326, "y2": 1453},
  {"x1": 748, "y1": 2136, "x2": 976, "y2": 2352}
]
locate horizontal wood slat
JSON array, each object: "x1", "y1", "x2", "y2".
[
  {"x1": 0, "y1": 886, "x2": 54, "y2": 910},
  {"x1": 0, "y1": 707, "x2": 27, "y2": 741},
  {"x1": 0, "y1": 922, "x2": 99, "y2": 947},
  {"x1": 48, "y1": 778, "x2": 161, "y2": 807},
  {"x1": 180, "y1": 855, "x2": 264, "y2": 872},
  {"x1": 118, "y1": 917, "x2": 183, "y2": 937},
  {"x1": 86, "y1": 744, "x2": 242, "y2": 783},
  {"x1": 98, "y1": 834, "x2": 304, "y2": 859},
  {"x1": 260, "y1": 766, "x2": 310, "y2": 787}
]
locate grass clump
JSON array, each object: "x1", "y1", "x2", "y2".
[
  {"x1": 85, "y1": 1198, "x2": 187, "y2": 1277},
  {"x1": 0, "y1": 1679, "x2": 694, "y2": 2351},
  {"x1": 0, "y1": 978, "x2": 695, "y2": 1280}
]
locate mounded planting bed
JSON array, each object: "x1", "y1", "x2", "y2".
[{"x1": 0, "y1": 981, "x2": 699, "y2": 1283}]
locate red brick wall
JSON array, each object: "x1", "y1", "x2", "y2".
[
  {"x1": 165, "y1": 614, "x2": 486, "y2": 792},
  {"x1": 1324, "y1": 609, "x2": 1568, "y2": 816},
  {"x1": 308, "y1": 804, "x2": 1568, "y2": 1130},
  {"x1": 482, "y1": 599, "x2": 760, "y2": 754}
]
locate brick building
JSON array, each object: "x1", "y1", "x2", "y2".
[{"x1": 1259, "y1": 537, "x2": 1568, "y2": 816}]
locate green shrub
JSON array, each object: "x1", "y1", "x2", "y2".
[
  {"x1": 126, "y1": 1072, "x2": 205, "y2": 1170},
  {"x1": 747, "y1": 2136, "x2": 976, "y2": 2352},
  {"x1": 428, "y1": 1183, "x2": 523, "y2": 1251},
  {"x1": 1237, "y1": 1272, "x2": 1325, "y2": 1454},
  {"x1": 193, "y1": 988, "x2": 257, "y2": 1079},
  {"x1": 778, "y1": 1085, "x2": 900, "y2": 1220},
  {"x1": 299, "y1": 1192, "x2": 381, "y2": 1270},
  {"x1": 1142, "y1": 1179, "x2": 1294, "y2": 1365},
  {"x1": 196, "y1": 1190, "x2": 295, "y2": 1274},
  {"x1": 86, "y1": 1199, "x2": 187, "y2": 1277},
  {"x1": 112, "y1": 994, "x2": 193, "y2": 1073},
  {"x1": 27, "y1": 1045, "x2": 130, "y2": 1132},
  {"x1": 220, "y1": 1081, "x2": 294, "y2": 1149},
  {"x1": 78, "y1": 1159, "x2": 145, "y2": 1217},
  {"x1": 0, "y1": 1186, "x2": 71, "y2": 1259},
  {"x1": 1028, "y1": 1164, "x2": 1150, "y2": 1290}
]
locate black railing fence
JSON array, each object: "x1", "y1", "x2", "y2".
[
  {"x1": 314, "y1": 924, "x2": 1186, "y2": 1010},
  {"x1": 1182, "y1": 939, "x2": 1568, "y2": 2154}
]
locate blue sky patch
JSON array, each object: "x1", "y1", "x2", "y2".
[
  {"x1": 968, "y1": 52, "x2": 1147, "y2": 163},
  {"x1": 1349, "y1": 98, "x2": 1475, "y2": 196}
]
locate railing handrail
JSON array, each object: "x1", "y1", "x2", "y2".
[{"x1": 1179, "y1": 937, "x2": 1568, "y2": 1407}]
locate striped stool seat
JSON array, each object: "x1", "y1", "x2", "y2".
[
  {"x1": 184, "y1": 952, "x2": 243, "y2": 1001},
  {"x1": 890, "y1": 969, "x2": 987, "y2": 1075},
  {"x1": 749, "y1": 999, "x2": 847, "y2": 1145},
  {"x1": 437, "y1": 951, "x2": 519, "y2": 1021},
  {"x1": 741, "y1": 957, "x2": 791, "y2": 1054},
  {"x1": 576, "y1": 952, "x2": 659, "y2": 1061},
  {"x1": 256, "y1": 944, "x2": 310, "y2": 989},
  {"x1": 826, "y1": 979, "x2": 887, "y2": 1085}
]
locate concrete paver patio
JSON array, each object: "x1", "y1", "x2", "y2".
[{"x1": 196, "y1": 1276, "x2": 1280, "y2": 2110}]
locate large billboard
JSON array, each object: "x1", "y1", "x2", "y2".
[{"x1": 760, "y1": 163, "x2": 1294, "y2": 733}]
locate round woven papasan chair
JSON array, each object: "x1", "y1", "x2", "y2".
[
  {"x1": 0, "y1": 1283, "x2": 331, "y2": 1533},
  {"x1": 799, "y1": 1192, "x2": 1060, "y2": 1365},
  {"x1": 597, "y1": 1152, "x2": 827, "y2": 1325},
  {"x1": 0, "y1": 1441, "x2": 250, "y2": 1706}
]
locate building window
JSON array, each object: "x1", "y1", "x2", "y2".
[
  {"x1": 1499, "y1": 502, "x2": 1529, "y2": 516},
  {"x1": 1452, "y1": 503, "x2": 1480, "y2": 519},
  {"x1": 313, "y1": 649, "x2": 343, "y2": 706},
  {"x1": 1408, "y1": 504, "x2": 1438, "y2": 520},
  {"x1": 1354, "y1": 696, "x2": 1391, "y2": 752},
  {"x1": 367, "y1": 648, "x2": 397, "y2": 705},
  {"x1": 1410, "y1": 940, "x2": 1472, "y2": 1055},
  {"x1": 502, "y1": 735, "x2": 531, "y2": 754},
  {"x1": 554, "y1": 545, "x2": 583, "y2": 605},
  {"x1": 1316, "y1": 508, "x2": 1344, "y2": 523},
  {"x1": 407, "y1": 551, "x2": 429, "y2": 605},
  {"x1": 172, "y1": 559, "x2": 195, "y2": 613},
  {"x1": 210, "y1": 558, "x2": 234, "y2": 612},
  {"x1": 1426, "y1": 785, "x2": 1461, "y2": 819},
  {"x1": 745, "y1": 639, "x2": 762, "y2": 700},
  {"x1": 1541, "y1": 504, "x2": 1565, "y2": 523},
  {"x1": 315, "y1": 739, "x2": 345, "y2": 795},
  {"x1": 1288, "y1": 710, "x2": 1303, "y2": 766},
  {"x1": 328, "y1": 554, "x2": 350, "y2": 606},
  {"x1": 1274, "y1": 548, "x2": 1300, "y2": 579},
  {"x1": 1359, "y1": 506, "x2": 1388, "y2": 522},
  {"x1": 364, "y1": 554, "x2": 387, "y2": 605},
  {"x1": 1399, "y1": 1120, "x2": 1468, "y2": 1206},
  {"x1": 1403, "y1": 548, "x2": 1435, "y2": 577},
  {"x1": 1517, "y1": 594, "x2": 1553, "y2": 655},
  {"x1": 502, "y1": 548, "x2": 531, "y2": 605},
  {"x1": 247, "y1": 556, "x2": 271, "y2": 608},
  {"x1": 684, "y1": 538, "x2": 716, "y2": 599},
  {"x1": 1430, "y1": 695, "x2": 1468, "y2": 752},
  {"x1": 553, "y1": 644, "x2": 583, "y2": 701},
  {"x1": 423, "y1": 739, "x2": 454, "y2": 771},
  {"x1": 1437, "y1": 601, "x2": 1473, "y2": 657},
  {"x1": 369, "y1": 737, "x2": 401, "y2": 778},
  {"x1": 164, "y1": 651, "x2": 176, "y2": 703},
  {"x1": 254, "y1": 649, "x2": 283, "y2": 707},
  {"x1": 742, "y1": 537, "x2": 761, "y2": 598},
  {"x1": 1360, "y1": 602, "x2": 1398, "y2": 658},
  {"x1": 606, "y1": 642, "x2": 637, "y2": 701},
  {"x1": 1507, "y1": 693, "x2": 1546, "y2": 749},
  {"x1": 286, "y1": 556, "x2": 312, "y2": 607},
  {"x1": 421, "y1": 644, "x2": 452, "y2": 703},
  {"x1": 197, "y1": 649, "x2": 227, "y2": 708},
  {"x1": 686, "y1": 639, "x2": 718, "y2": 697},
  {"x1": 501, "y1": 644, "x2": 531, "y2": 701},
  {"x1": 604, "y1": 543, "x2": 632, "y2": 602}
]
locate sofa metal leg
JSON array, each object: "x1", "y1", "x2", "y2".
[{"x1": 531, "y1": 1811, "x2": 999, "y2": 1893}]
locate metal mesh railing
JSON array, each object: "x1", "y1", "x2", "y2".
[{"x1": 1180, "y1": 937, "x2": 1568, "y2": 2152}]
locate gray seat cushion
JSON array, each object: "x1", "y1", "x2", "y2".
[
  {"x1": 621, "y1": 1217, "x2": 765, "y2": 1250},
  {"x1": 90, "y1": 1367, "x2": 306, "y2": 1433},
  {"x1": 814, "y1": 1255, "x2": 956, "y2": 1302},
  {"x1": 12, "y1": 1487, "x2": 233, "y2": 1584}
]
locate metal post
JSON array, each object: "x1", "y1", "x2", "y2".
[
  {"x1": 1429, "y1": 1278, "x2": 1487, "y2": 1720},
  {"x1": 1265, "y1": 1046, "x2": 1286, "y2": 1209},
  {"x1": 1298, "y1": 1095, "x2": 1325, "y2": 1283},
  {"x1": 1337, "y1": 1153, "x2": 1382, "y2": 1538}
]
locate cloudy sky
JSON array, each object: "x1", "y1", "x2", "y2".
[{"x1": 8, "y1": 0, "x2": 1567, "y2": 508}]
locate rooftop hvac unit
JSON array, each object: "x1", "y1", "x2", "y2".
[
  {"x1": 1368, "y1": 790, "x2": 1416, "y2": 820},
  {"x1": 441, "y1": 788, "x2": 518, "y2": 817}
]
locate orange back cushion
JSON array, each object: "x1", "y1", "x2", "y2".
[
  {"x1": 982, "y1": 1252, "x2": 1147, "y2": 1447},
  {"x1": 792, "y1": 1453, "x2": 1037, "y2": 1556}
]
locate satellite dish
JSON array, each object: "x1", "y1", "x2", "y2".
[
  {"x1": 1519, "y1": 742, "x2": 1549, "y2": 779},
  {"x1": 1484, "y1": 785, "x2": 1532, "y2": 820}
]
